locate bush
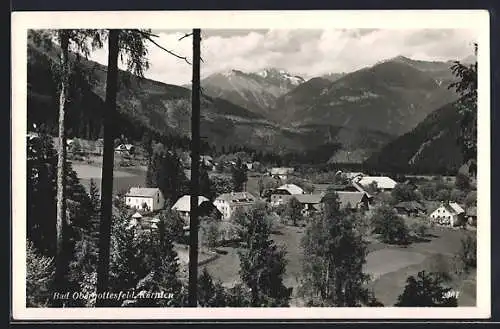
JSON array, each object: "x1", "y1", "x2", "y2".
[{"x1": 371, "y1": 206, "x2": 410, "y2": 245}]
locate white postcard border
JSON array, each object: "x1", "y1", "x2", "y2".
[{"x1": 11, "y1": 10, "x2": 491, "y2": 320}]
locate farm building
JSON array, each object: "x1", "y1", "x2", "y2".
[
  {"x1": 355, "y1": 176, "x2": 398, "y2": 191},
  {"x1": 335, "y1": 191, "x2": 370, "y2": 211},
  {"x1": 344, "y1": 172, "x2": 364, "y2": 180},
  {"x1": 171, "y1": 195, "x2": 221, "y2": 223},
  {"x1": 312, "y1": 182, "x2": 372, "y2": 201},
  {"x1": 214, "y1": 192, "x2": 258, "y2": 220},
  {"x1": 429, "y1": 202, "x2": 466, "y2": 227},
  {"x1": 277, "y1": 184, "x2": 304, "y2": 195},
  {"x1": 125, "y1": 187, "x2": 165, "y2": 212},
  {"x1": 269, "y1": 167, "x2": 295, "y2": 180},
  {"x1": 270, "y1": 184, "x2": 305, "y2": 206},
  {"x1": 294, "y1": 194, "x2": 323, "y2": 217},
  {"x1": 394, "y1": 201, "x2": 426, "y2": 217}
]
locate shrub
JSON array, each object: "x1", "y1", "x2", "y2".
[{"x1": 371, "y1": 206, "x2": 410, "y2": 245}]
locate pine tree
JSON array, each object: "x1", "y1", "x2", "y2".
[{"x1": 300, "y1": 190, "x2": 371, "y2": 306}]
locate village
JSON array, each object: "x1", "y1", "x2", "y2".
[{"x1": 51, "y1": 135, "x2": 478, "y2": 306}]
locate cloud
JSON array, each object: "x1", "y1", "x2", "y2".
[{"x1": 88, "y1": 28, "x2": 477, "y2": 85}]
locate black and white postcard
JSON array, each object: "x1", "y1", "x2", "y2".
[{"x1": 11, "y1": 10, "x2": 491, "y2": 320}]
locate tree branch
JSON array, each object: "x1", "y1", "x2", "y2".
[
  {"x1": 136, "y1": 30, "x2": 191, "y2": 65},
  {"x1": 145, "y1": 36, "x2": 191, "y2": 65},
  {"x1": 179, "y1": 33, "x2": 193, "y2": 41}
]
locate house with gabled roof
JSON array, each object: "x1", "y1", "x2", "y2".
[
  {"x1": 394, "y1": 201, "x2": 426, "y2": 217},
  {"x1": 335, "y1": 191, "x2": 370, "y2": 211},
  {"x1": 355, "y1": 176, "x2": 398, "y2": 191},
  {"x1": 270, "y1": 184, "x2": 305, "y2": 206},
  {"x1": 125, "y1": 187, "x2": 164, "y2": 211},
  {"x1": 214, "y1": 191, "x2": 258, "y2": 220},
  {"x1": 429, "y1": 201, "x2": 465, "y2": 227},
  {"x1": 171, "y1": 195, "x2": 221, "y2": 223},
  {"x1": 269, "y1": 167, "x2": 295, "y2": 180}
]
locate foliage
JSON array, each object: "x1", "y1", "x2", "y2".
[
  {"x1": 26, "y1": 240, "x2": 55, "y2": 307},
  {"x1": 197, "y1": 269, "x2": 229, "y2": 307},
  {"x1": 201, "y1": 219, "x2": 221, "y2": 250},
  {"x1": 108, "y1": 204, "x2": 186, "y2": 307},
  {"x1": 233, "y1": 202, "x2": 273, "y2": 246},
  {"x1": 199, "y1": 167, "x2": 212, "y2": 199},
  {"x1": 209, "y1": 175, "x2": 233, "y2": 197},
  {"x1": 232, "y1": 158, "x2": 248, "y2": 192},
  {"x1": 146, "y1": 143, "x2": 189, "y2": 202},
  {"x1": 395, "y1": 271, "x2": 458, "y2": 307},
  {"x1": 300, "y1": 190, "x2": 371, "y2": 306},
  {"x1": 27, "y1": 132, "x2": 95, "y2": 301},
  {"x1": 464, "y1": 191, "x2": 477, "y2": 208},
  {"x1": 371, "y1": 205, "x2": 410, "y2": 245},
  {"x1": 284, "y1": 197, "x2": 304, "y2": 226},
  {"x1": 455, "y1": 172, "x2": 471, "y2": 191},
  {"x1": 449, "y1": 44, "x2": 478, "y2": 168},
  {"x1": 458, "y1": 233, "x2": 477, "y2": 273},
  {"x1": 70, "y1": 179, "x2": 101, "y2": 277},
  {"x1": 391, "y1": 183, "x2": 420, "y2": 204},
  {"x1": 236, "y1": 203, "x2": 291, "y2": 306}
]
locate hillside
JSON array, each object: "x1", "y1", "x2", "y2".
[
  {"x1": 27, "y1": 33, "x2": 394, "y2": 160},
  {"x1": 273, "y1": 58, "x2": 458, "y2": 136},
  {"x1": 27, "y1": 32, "x2": 289, "y2": 152},
  {"x1": 364, "y1": 102, "x2": 464, "y2": 173},
  {"x1": 200, "y1": 68, "x2": 305, "y2": 118},
  {"x1": 272, "y1": 77, "x2": 332, "y2": 122}
]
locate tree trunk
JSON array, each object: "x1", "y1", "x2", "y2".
[
  {"x1": 55, "y1": 30, "x2": 70, "y2": 303},
  {"x1": 188, "y1": 28, "x2": 201, "y2": 307},
  {"x1": 96, "y1": 29, "x2": 120, "y2": 306}
]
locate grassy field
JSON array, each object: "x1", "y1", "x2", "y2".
[{"x1": 201, "y1": 221, "x2": 476, "y2": 306}]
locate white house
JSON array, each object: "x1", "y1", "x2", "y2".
[
  {"x1": 214, "y1": 192, "x2": 258, "y2": 220},
  {"x1": 356, "y1": 176, "x2": 398, "y2": 191},
  {"x1": 269, "y1": 167, "x2": 295, "y2": 180},
  {"x1": 171, "y1": 195, "x2": 220, "y2": 223},
  {"x1": 277, "y1": 184, "x2": 304, "y2": 195},
  {"x1": 429, "y1": 202, "x2": 465, "y2": 227},
  {"x1": 125, "y1": 187, "x2": 164, "y2": 211}
]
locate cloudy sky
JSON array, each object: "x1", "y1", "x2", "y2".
[{"x1": 88, "y1": 28, "x2": 477, "y2": 85}]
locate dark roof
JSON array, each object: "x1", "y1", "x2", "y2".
[
  {"x1": 394, "y1": 201, "x2": 425, "y2": 211},
  {"x1": 335, "y1": 192, "x2": 367, "y2": 209},
  {"x1": 294, "y1": 194, "x2": 323, "y2": 204},
  {"x1": 126, "y1": 187, "x2": 162, "y2": 198}
]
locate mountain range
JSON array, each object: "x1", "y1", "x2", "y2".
[
  {"x1": 27, "y1": 30, "x2": 473, "y2": 168},
  {"x1": 199, "y1": 68, "x2": 305, "y2": 117}
]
